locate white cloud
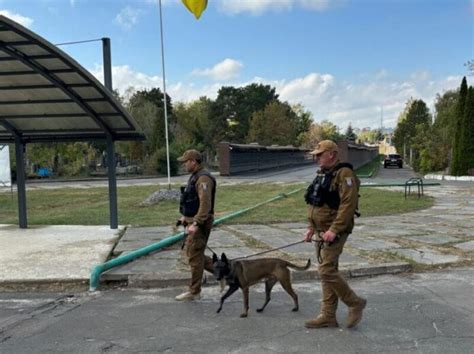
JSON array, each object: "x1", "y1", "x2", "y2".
[
  {"x1": 216, "y1": 0, "x2": 337, "y2": 15},
  {"x1": 115, "y1": 6, "x2": 143, "y2": 30},
  {"x1": 92, "y1": 63, "x2": 461, "y2": 130},
  {"x1": 275, "y1": 71, "x2": 460, "y2": 129},
  {"x1": 0, "y1": 10, "x2": 34, "y2": 27},
  {"x1": 192, "y1": 58, "x2": 243, "y2": 81},
  {"x1": 410, "y1": 70, "x2": 430, "y2": 82},
  {"x1": 90, "y1": 64, "x2": 162, "y2": 93}
]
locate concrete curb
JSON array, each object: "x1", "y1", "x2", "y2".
[
  {"x1": 0, "y1": 261, "x2": 416, "y2": 292},
  {"x1": 102, "y1": 262, "x2": 413, "y2": 290},
  {"x1": 425, "y1": 174, "x2": 474, "y2": 181},
  {"x1": 0, "y1": 279, "x2": 89, "y2": 293}
]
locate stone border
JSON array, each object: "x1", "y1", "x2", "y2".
[{"x1": 425, "y1": 174, "x2": 474, "y2": 182}]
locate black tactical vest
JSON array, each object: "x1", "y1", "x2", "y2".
[
  {"x1": 304, "y1": 162, "x2": 354, "y2": 210},
  {"x1": 179, "y1": 169, "x2": 216, "y2": 217}
]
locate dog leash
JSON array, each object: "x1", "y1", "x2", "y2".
[
  {"x1": 178, "y1": 220, "x2": 327, "y2": 263},
  {"x1": 230, "y1": 240, "x2": 308, "y2": 261},
  {"x1": 229, "y1": 238, "x2": 329, "y2": 263}
]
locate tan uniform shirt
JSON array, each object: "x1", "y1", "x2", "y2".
[
  {"x1": 307, "y1": 163, "x2": 358, "y2": 235},
  {"x1": 183, "y1": 167, "x2": 215, "y2": 226}
]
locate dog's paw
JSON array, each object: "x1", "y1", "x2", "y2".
[
  {"x1": 256, "y1": 308, "x2": 264, "y2": 313},
  {"x1": 240, "y1": 313, "x2": 248, "y2": 318},
  {"x1": 216, "y1": 308, "x2": 222, "y2": 314},
  {"x1": 292, "y1": 306, "x2": 299, "y2": 312}
]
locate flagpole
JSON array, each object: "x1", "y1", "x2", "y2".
[{"x1": 158, "y1": 0, "x2": 171, "y2": 189}]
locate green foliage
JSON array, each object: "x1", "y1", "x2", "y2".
[
  {"x1": 127, "y1": 88, "x2": 175, "y2": 157},
  {"x1": 291, "y1": 103, "x2": 313, "y2": 145},
  {"x1": 301, "y1": 120, "x2": 343, "y2": 149},
  {"x1": 212, "y1": 84, "x2": 278, "y2": 143},
  {"x1": 247, "y1": 101, "x2": 299, "y2": 146},
  {"x1": 345, "y1": 123, "x2": 357, "y2": 141},
  {"x1": 393, "y1": 99, "x2": 431, "y2": 170},
  {"x1": 174, "y1": 97, "x2": 220, "y2": 160},
  {"x1": 451, "y1": 77, "x2": 468, "y2": 175},
  {"x1": 153, "y1": 147, "x2": 179, "y2": 176},
  {"x1": 433, "y1": 90, "x2": 458, "y2": 139},
  {"x1": 25, "y1": 142, "x2": 97, "y2": 177},
  {"x1": 461, "y1": 86, "x2": 474, "y2": 174},
  {"x1": 357, "y1": 129, "x2": 383, "y2": 144},
  {"x1": 411, "y1": 124, "x2": 448, "y2": 173}
]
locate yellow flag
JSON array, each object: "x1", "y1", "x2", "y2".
[{"x1": 182, "y1": 0, "x2": 208, "y2": 20}]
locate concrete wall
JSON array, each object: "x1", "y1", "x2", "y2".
[
  {"x1": 337, "y1": 141, "x2": 379, "y2": 169},
  {"x1": 218, "y1": 141, "x2": 378, "y2": 176},
  {"x1": 218, "y1": 142, "x2": 312, "y2": 176}
]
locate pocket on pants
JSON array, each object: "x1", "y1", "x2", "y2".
[{"x1": 186, "y1": 235, "x2": 206, "y2": 258}]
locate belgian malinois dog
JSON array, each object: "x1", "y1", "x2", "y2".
[{"x1": 212, "y1": 253, "x2": 311, "y2": 318}]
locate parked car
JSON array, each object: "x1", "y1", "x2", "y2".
[{"x1": 384, "y1": 154, "x2": 403, "y2": 168}]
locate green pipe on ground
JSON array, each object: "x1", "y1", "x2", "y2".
[
  {"x1": 89, "y1": 188, "x2": 301, "y2": 291},
  {"x1": 89, "y1": 183, "x2": 440, "y2": 291}
]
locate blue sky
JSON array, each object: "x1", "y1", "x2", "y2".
[{"x1": 1, "y1": 0, "x2": 472, "y2": 129}]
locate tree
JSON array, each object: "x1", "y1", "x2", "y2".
[
  {"x1": 301, "y1": 120, "x2": 342, "y2": 149},
  {"x1": 128, "y1": 88, "x2": 176, "y2": 153},
  {"x1": 357, "y1": 129, "x2": 383, "y2": 144},
  {"x1": 291, "y1": 103, "x2": 313, "y2": 146},
  {"x1": 451, "y1": 77, "x2": 468, "y2": 175},
  {"x1": 461, "y1": 86, "x2": 474, "y2": 174},
  {"x1": 433, "y1": 90, "x2": 458, "y2": 142},
  {"x1": 393, "y1": 99, "x2": 431, "y2": 163},
  {"x1": 247, "y1": 101, "x2": 298, "y2": 146},
  {"x1": 126, "y1": 88, "x2": 174, "y2": 156},
  {"x1": 212, "y1": 84, "x2": 278, "y2": 143},
  {"x1": 344, "y1": 123, "x2": 357, "y2": 141},
  {"x1": 174, "y1": 97, "x2": 220, "y2": 161}
]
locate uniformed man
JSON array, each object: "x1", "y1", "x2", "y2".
[
  {"x1": 303, "y1": 140, "x2": 367, "y2": 328},
  {"x1": 175, "y1": 149, "x2": 216, "y2": 301}
]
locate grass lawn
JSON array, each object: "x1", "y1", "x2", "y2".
[
  {"x1": 355, "y1": 155, "x2": 383, "y2": 177},
  {"x1": 0, "y1": 183, "x2": 434, "y2": 226}
]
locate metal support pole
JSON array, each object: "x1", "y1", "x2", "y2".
[
  {"x1": 158, "y1": 0, "x2": 172, "y2": 189},
  {"x1": 102, "y1": 37, "x2": 118, "y2": 229},
  {"x1": 106, "y1": 137, "x2": 118, "y2": 229},
  {"x1": 102, "y1": 37, "x2": 112, "y2": 92},
  {"x1": 14, "y1": 138, "x2": 27, "y2": 228}
]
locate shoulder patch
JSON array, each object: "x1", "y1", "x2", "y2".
[
  {"x1": 200, "y1": 182, "x2": 208, "y2": 191},
  {"x1": 345, "y1": 177, "x2": 353, "y2": 187}
]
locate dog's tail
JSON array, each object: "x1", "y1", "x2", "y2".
[{"x1": 286, "y1": 259, "x2": 311, "y2": 271}]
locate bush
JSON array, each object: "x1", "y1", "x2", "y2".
[{"x1": 154, "y1": 147, "x2": 179, "y2": 176}]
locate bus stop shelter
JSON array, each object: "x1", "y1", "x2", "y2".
[{"x1": 0, "y1": 15, "x2": 144, "y2": 229}]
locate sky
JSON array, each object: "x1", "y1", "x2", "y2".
[{"x1": 1, "y1": 0, "x2": 472, "y2": 130}]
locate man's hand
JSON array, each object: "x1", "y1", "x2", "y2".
[
  {"x1": 304, "y1": 228, "x2": 314, "y2": 242},
  {"x1": 187, "y1": 223, "x2": 198, "y2": 236},
  {"x1": 321, "y1": 230, "x2": 337, "y2": 243}
]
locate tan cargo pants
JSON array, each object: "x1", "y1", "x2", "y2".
[
  {"x1": 185, "y1": 217, "x2": 214, "y2": 295},
  {"x1": 317, "y1": 232, "x2": 362, "y2": 316}
]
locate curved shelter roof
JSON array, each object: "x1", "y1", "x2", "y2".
[{"x1": 0, "y1": 15, "x2": 144, "y2": 143}]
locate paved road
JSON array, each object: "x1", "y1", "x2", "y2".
[
  {"x1": 0, "y1": 161, "x2": 419, "y2": 192},
  {"x1": 1, "y1": 267, "x2": 473, "y2": 353},
  {"x1": 373, "y1": 162, "x2": 418, "y2": 183}
]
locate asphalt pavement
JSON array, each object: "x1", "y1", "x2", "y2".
[{"x1": 1, "y1": 267, "x2": 473, "y2": 353}]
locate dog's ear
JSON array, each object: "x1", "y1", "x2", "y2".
[
  {"x1": 221, "y1": 253, "x2": 228, "y2": 263},
  {"x1": 212, "y1": 253, "x2": 218, "y2": 263}
]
